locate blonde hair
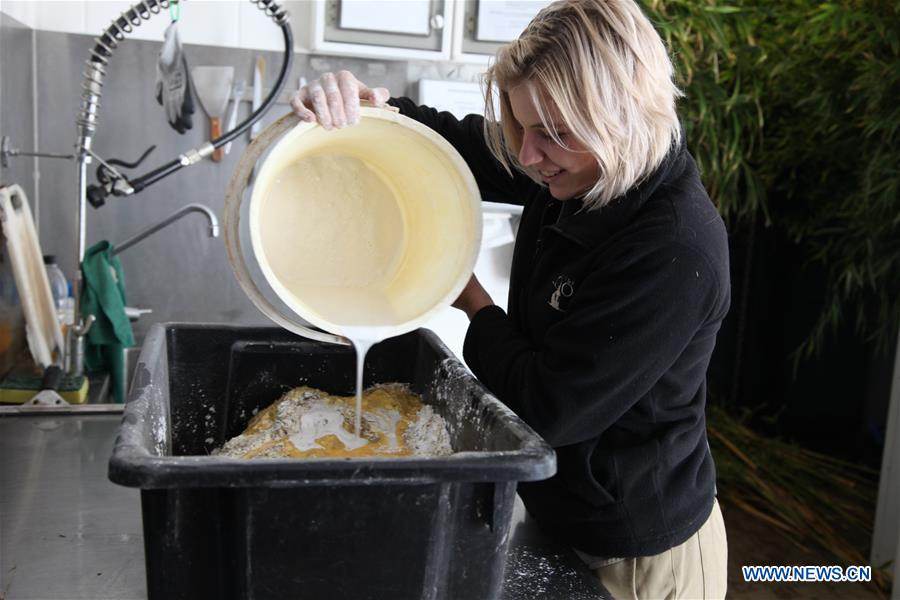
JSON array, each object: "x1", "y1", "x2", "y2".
[{"x1": 484, "y1": 0, "x2": 683, "y2": 210}]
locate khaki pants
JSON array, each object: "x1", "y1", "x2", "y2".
[{"x1": 582, "y1": 499, "x2": 728, "y2": 599}]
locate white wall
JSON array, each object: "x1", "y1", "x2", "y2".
[
  {"x1": 0, "y1": 0, "x2": 36, "y2": 28},
  {"x1": 0, "y1": 0, "x2": 549, "y2": 60},
  {"x1": 0, "y1": 0, "x2": 306, "y2": 51}
]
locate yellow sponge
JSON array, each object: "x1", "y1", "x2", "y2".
[{"x1": 0, "y1": 374, "x2": 89, "y2": 404}]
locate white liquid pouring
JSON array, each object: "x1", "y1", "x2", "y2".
[{"x1": 343, "y1": 326, "x2": 402, "y2": 438}]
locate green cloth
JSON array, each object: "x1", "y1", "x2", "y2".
[{"x1": 81, "y1": 241, "x2": 134, "y2": 403}]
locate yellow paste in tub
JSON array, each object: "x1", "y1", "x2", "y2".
[{"x1": 215, "y1": 384, "x2": 452, "y2": 459}]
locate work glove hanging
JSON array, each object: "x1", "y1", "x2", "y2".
[{"x1": 155, "y1": 21, "x2": 194, "y2": 134}]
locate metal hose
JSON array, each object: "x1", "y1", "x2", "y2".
[{"x1": 70, "y1": 0, "x2": 294, "y2": 375}]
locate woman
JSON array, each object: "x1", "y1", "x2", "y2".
[{"x1": 292, "y1": 1, "x2": 729, "y2": 597}]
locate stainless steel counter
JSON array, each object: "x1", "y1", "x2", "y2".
[
  {"x1": 0, "y1": 411, "x2": 145, "y2": 600},
  {"x1": 0, "y1": 412, "x2": 607, "y2": 600}
]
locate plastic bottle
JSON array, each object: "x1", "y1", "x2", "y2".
[
  {"x1": 59, "y1": 281, "x2": 75, "y2": 328},
  {"x1": 43, "y1": 255, "x2": 69, "y2": 317}
]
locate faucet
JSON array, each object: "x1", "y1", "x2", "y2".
[
  {"x1": 112, "y1": 203, "x2": 219, "y2": 256},
  {"x1": 64, "y1": 204, "x2": 218, "y2": 376}
]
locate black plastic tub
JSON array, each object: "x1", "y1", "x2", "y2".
[{"x1": 109, "y1": 323, "x2": 556, "y2": 600}]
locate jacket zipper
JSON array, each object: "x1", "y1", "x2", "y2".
[{"x1": 533, "y1": 199, "x2": 557, "y2": 259}]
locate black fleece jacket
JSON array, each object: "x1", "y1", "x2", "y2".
[{"x1": 389, "y1": 97, "x2": 731, "y2": 558}]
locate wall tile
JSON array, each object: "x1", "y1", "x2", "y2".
[
  {"x1": 237, "y1": 0, "x2": 286, "y2": 52},
  {"x1": 0, "y1": 1, "x2": 37, "y2": 28},
  {"x1": 0, "y1": 12, "x2": 36, "y2": 202},
  {"x1": 52, "y1": 0, "x2": 242, "y2": 48},
  {"x1": 34, "y1": 1, "x2": 86, "y2": 34},
  {"x1": 0, "y1": 12, "x2": 35, "y2": 372},
  {"x1": 84, "y1": 1, "x2": 169, "y2": 42},
  {"x1": 176, "y1": 0, "x2": 240, "y2": 48}
]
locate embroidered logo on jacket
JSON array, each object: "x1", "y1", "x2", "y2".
[{"x1": 548, "y1": 275, "x2": 575, "y2": 312}]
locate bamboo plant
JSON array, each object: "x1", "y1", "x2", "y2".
[
  {"x1": 641, "y1": 1, "x2": 899, "y2": 591},
  {"x1": 644, "y1": 0, "x2": 900, "y2": 358}
]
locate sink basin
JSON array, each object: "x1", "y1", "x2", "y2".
[
  {"x1": 123, "y1": 345, "x2": 140, "y2": 393},
  {"x1": 85, "y1": 345, "x2": 142, "y2": 404}
]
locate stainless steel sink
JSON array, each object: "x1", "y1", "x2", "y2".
[
  {"x1": 123, "y1": 345, "x2": 141, "y2": 397},
  {"x1": 85, "y1": 346, "x2": 142, "y2": 404}
]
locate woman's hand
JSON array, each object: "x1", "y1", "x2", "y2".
[
  {"x1": 290, "y1": 70, "x2": 391, "y2": 130},
  {"x1": 452, "y1": 275, "x2": 495, "y2": 320}
]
